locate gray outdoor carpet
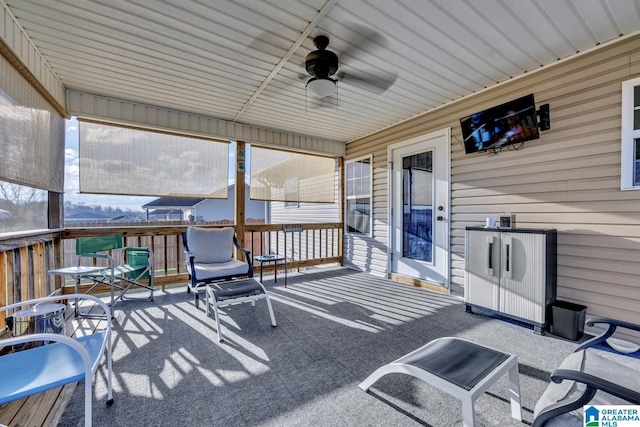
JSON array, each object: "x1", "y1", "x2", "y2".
[{"x1": 58, "y1": 267, "x2": 583, "y2": 427}]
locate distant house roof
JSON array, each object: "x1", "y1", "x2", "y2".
[
  {"x1": 110, "y1": 214, "x2": 142, "y2": 222},
  {"x1": 141, "y1": 185, "x2": 255, "y2": 210},
  {"x1": 142, "y1": 197, "x2": 205, "y2": 209},
  {"x1": 64, "y1": 211, "x2": 112, "y2": 221},
  {"x1": 148, "y1": 209, "x2": 183, "y2": 215}
]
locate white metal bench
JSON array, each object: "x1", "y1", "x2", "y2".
[
  {"x1": 0, "y1": 294, "x2": 113, "y2": 427},
  {"x1": 359, "y1": 337, "x2": 521, "y2": 427}
]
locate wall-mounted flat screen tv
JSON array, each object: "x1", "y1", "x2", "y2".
[{"x1": 460, "y1": 94, "x2": 540, "y2": 154}]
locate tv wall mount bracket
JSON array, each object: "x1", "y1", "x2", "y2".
[{"x1": 537, "y1": 104, "x2": 550, "y2": 131}]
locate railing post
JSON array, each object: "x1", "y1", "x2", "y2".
[{"x1": 235, "y1": 140, "x2": 246, "y2": 261}]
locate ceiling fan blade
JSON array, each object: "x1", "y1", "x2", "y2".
[
  {"x1": 247, "y1": 31, "x2": 292, "y2": 57},
  {"x1": 337, "y1": 23, "x2": 389, "y2": 61},
  {"x1": 338, "y1": 69, "x2": 398, "y2": 94},
  {"x1": 306, "y1": 93, "x2": 338, "y2": 110}
]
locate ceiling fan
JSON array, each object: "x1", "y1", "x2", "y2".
[{"x1": 304, "y1": 33, "x2": 398, "y2": 99}]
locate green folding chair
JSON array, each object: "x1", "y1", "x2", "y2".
[{"x1": 75, "y1": 234, "x2": 154, "y2": 312}]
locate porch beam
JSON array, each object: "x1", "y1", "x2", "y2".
[
  {"x1": 235, "y1": 141, "x2": 246, "y2": 259},
  {"x1": 66, "y1": 90, "x2": 345, "y2": 157}
]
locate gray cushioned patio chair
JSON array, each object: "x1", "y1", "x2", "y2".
[
  {"x1": 533, "y1": 317, "x2": 640, "y2": 426},
  {"x1": 182, "y1": 226, "x2": 253, "y2": 308}
]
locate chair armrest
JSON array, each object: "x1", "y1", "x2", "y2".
[
  {"x1": 183, "y1": 249, "x2": 197, "y2": 278},
  {"x1": 0, "y1": 333, "x2": 92, "y2": 363},
  {"x1": 2, "y1": 293, "x2": 111, "y2": 330},
  {"x1": 532, "y1": 366, "x2": 640, "y2": 427},
  {"x1": 1, "y1": 293, "x2": 109, "y2": 319},
  {"x1": 181, "y1": 232, "x2": 203, "y2": 277},
  {"x1": 233, "y1": 235, "x2": 253, "y2": 270},
  {"x1": 552, "y1": 368, "x2": 640, "y2": 403},
  {"x1": 181, "y1": 231, "x2": 190, "y2": 253},
  {"x1": 77, "y1": 253, "x2": 111, "y2": 260},
  {"x1": 575, "y1": 317, "x2": 640, "y2": 352},
  {"x1": 0, "y1": 293, "x2": 111, "y2": 375}
]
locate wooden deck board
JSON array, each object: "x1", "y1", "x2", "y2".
[
  {"x1": 0, "y1": 399, "x2": 23, "y2": 426},
  {"x1": 44, "y1": 383, "x2": 79, "y2": 426},
  {"x1": 0, "y1": 299, "x2": 107, "y2": 426}
]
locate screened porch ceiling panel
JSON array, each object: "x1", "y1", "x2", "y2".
[{"x1": 4, "y1": 0, "x2": 640, "y2": 144}]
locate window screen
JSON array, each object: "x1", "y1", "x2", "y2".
[
  {"x1": 345, "y1": 157, "x2": 371, "y2": 235},
  {"x1": 620, "y1": 78, "x2": 640, "y2": 190},
  {"x1": 0, "y1": 55, "x2": 65, "y2": 192},
  {"x1": 249, "y1": 147, "x2": 336, "y2": 203},
  {"x1": 78, "y1": 121, "x2": 229, "y2": 198}
]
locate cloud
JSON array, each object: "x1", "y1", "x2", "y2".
[{"x1": 65, "y1": 148, "x2": 78, "y2": 163}]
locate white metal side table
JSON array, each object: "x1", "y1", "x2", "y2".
[{"x1": 48, "y1": 266, "x2": 115, "y2": 317}]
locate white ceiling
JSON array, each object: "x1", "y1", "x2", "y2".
[{"x1": 5, "y1": 0, "x2": 640, "y2": 143}]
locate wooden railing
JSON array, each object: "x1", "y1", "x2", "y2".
[
  {"x1": 0, "y1": 231, "x2": 62, "y2": 321},
  {"x1": 245, "y1": 223, "x2": 343, "y2": 272},
  {"x1": 0, "y1": 223, "x2": 343, "y2": 326}
]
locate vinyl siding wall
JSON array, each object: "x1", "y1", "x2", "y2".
[
  {"x1": 268, "y1": 200, "x2": 339, "y2": 224},
  {"x1": 267, "y1": 172, "x2": 340, "y2": 260},
  {"x1": 345, "y1": 34, "x2": 640, "y2": 323}
]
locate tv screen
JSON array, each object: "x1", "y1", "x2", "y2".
[{"x1": 460, "y1": 94, "x2": 539, "y2": 154}]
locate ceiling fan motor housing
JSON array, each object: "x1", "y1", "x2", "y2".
[{"x1": 305, "y1": 36, "x2": 338, "y2": 79}]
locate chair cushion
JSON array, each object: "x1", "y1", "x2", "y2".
[
  {"x1": 534, "y1": 349, "x2": 640, "y2": 426},
  {"x1": 187, "y1": 258, "x2": 249, "y2": 281},
  {"x1": 187, "y1": 227, "x2": 234, "y2": 263},
  {"x1": 210, "y1": 279, "x2": 264, "y2": 302}
]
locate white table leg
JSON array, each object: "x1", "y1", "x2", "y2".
[
  {"x1": 508, "y1": 363, "x2": 522, "y2": 420},
  {"x1": 205, "y1": 287, "x2": 210, "y2": 315},
  {"x1": 461, "y1": 397, "x2": 475, "y2": 427},
  {"x1": 213, "y1": 303, "x2": 223, "y2": 342}
]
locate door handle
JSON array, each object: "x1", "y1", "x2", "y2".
[
  {"x1": 436, "y1": 216, "x2": 443, "y2": 221},
  {"x1": 487, "y1": 238, "x2": 494, "y2": 276},
  {"x1": 504, "y1": 240, "x2": 514, "y2": 279}
]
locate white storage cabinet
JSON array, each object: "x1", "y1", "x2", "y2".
[{"x1": 464, "y1": 227, "x2": 557, "y2": 333}]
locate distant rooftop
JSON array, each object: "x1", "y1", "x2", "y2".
[
  {"x1": 64, "y1": 211, "x2": 112, "y2": 221},
  {"x1": 142, "y1": 197, "x2": 205, "y2": 209}
]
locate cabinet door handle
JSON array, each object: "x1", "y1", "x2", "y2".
[
  {"x1": 487, "y1": 240, "x2": 494, "y2": 276},
  {"x1": 505, "y1": 242, "x2": 514, "y2": 279}
]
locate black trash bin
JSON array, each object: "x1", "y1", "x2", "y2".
[{"x1": 550, "y1": 300, "x2": 587, "y2": 341}]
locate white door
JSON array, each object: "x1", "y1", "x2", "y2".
[{"x1": 389, "y1": 129, "x2": 450, "y2": 287}]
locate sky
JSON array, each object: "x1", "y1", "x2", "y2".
[
  {"x1": 64, "y1": 117, "x2": 153, "y2": 211},
  {"x1": 64, "y1": 118, "x2": 239, "y2": 212}
]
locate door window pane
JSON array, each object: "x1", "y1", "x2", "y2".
[
  {"x1": 402, "y1": 152, "x2": 433, "y2": 262},
  {"x1": 635, "y1": 139, "x2": 640, "y2": 186},
  {"x1": 635, "y1": 86, "x2": 640, "y2": 185}
]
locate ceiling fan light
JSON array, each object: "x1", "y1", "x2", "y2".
[{"x1": 307, "y1": 78, "x2": 336, "y2": 98}]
